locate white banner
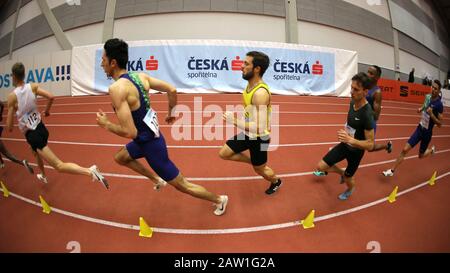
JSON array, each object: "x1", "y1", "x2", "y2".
[
  {"x1": 442, "y1": 88, "x2": 450, "y2": 107},
  {"x1": 71, "y1": 40, "x2": 357, "y2": 97},
  {"x1": 0, "y1": 50, "x2": 72, "y2": 101}
]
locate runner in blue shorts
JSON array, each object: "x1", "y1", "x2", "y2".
[
  {"x1": 383, "y1": 80, "x2": 444, "y2": 176},
  {"x1": 96, "y1": 39, "x2": 228, "y2": 216}
]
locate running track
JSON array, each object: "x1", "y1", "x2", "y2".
[{"x1": 0, "y1": 94, "x2": 449, "y2": 252}]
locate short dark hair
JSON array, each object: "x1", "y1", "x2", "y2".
[
  {"x1": 351, "y1": 72, "x2": 371, "y2": 90},
  {"x1": 433, "y1": 79, "x2": 441, "y2": 89},
  {"x1": 247, "y1": 51, "x2": 270, "y2": 77},
  {"x1": 12, "y1": 62, "x2": 25, "y2": 81},
  {"x1": 104, "y1": 38, "x2": 128, "y2": 69},
  {"x1": 371, "y1": 65, "x2": 382, "y2": 77}
]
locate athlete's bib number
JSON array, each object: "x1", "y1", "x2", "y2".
[
  {"x1": 344, "y1": 123, "x2": 356, "y2": 147},
  {"x1": 344, "y1": 123, "x2": 356, "y2": 138},
  {"x1": 22, "y1": 110, "x2": 40, "y2": 130},
  {"x1": 419, "y1": 111, "x2": 430, "y2": 130},
  {"x1": 143, "y1": 108, "x2": 160, "y2": 138}
]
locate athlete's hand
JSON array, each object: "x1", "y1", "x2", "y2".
[
  {"x1": 96, "y1": 109, "x2": 109, "y2": 128},
  {"x1": 165, "y1": 116, "x2": 176, "y2": 124},
  {"x1": 338, "y1": 129, "x2": 352, "y2": 144},
  {"x1": 223, "y1": 111, "x2": 235, "y2": 124},
  {"x1": 426, "y1": 107, "x2": 433, "y2": 115}
]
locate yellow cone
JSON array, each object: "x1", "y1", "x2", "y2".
[
  {"x1": 301, "y1": 209, "x2": 315, "y2": 229},
  {"x1": 39, "y1": 195, "x2": 51, "y2": 214},
  {"x1": 388, "y1": 186, "x2": 398, "y2": 203},
  {"x1": 1, "y1": 181, "x2": 9, "y2": 197},
  {"x1": 139, "y1": 217, "x2": 153, "y2": 238},
  {"x1": 428, "y1": 171, "x2": 437, "y2": 186}
]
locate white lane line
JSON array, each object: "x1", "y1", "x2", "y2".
[
  {"x1": 4, "y1": 148, "x2": 450, "y2": 181},
  {"x1": 1, "y1": 172, "x2": 448, "y2": 234},
  {"x1": 2, "y1": 135, "x2": 450, "y2": 149}
]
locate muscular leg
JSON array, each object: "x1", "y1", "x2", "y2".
[
  {"x1": 168, "y1": 173, "x2": 221, "y2": 204},
  {"x1": 253, "y1": 163, "x2": 279, "y2": 183},
  {"x1": 37, "y1": 146, "x2": 91, "y2": 176},
  {"x1": 114, "y1": 147, "x2": 163, "y2": 185},
  {"x1": 33, "y1": 150, "x2": 46, "y2": 177},
  {"x1": 420, "y1": 147, "x2": 434, "y2": 158},
  {"x1": 391, "y1": 143, "x2": 413, "y2": 172},
  {"x1": 317, "y1": 160, "x2": 345, "y2": 176},
  {"x1": 219, "y1": 144, "x2": 251, "y2": 164}
]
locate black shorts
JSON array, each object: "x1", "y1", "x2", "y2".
[
  {"x1": 323, "y1": 142, "x2": 365, "y2": 177},
  {"x1": 226, "y1": 132, "x2": 270, "y2": 166},
  {"x1": 25, "y1": 122, "x2": 49, "y2": 152}
]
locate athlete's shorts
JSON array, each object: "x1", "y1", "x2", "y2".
[
  {"x1": 322, "y1": 142, "x2": 365, "y2": 177},
  {"x1": 25, "y1": 122, "x2": 49, "y2": 152},
  {"x1": 226, "y1": 132, "x2": 270, "y2": 166},
  {"x1": 407, "y1": 125, "x2": 432, "y2": 154},
  {"x1": 126, "y1": 133, "x2": 180, "y2": 182}
]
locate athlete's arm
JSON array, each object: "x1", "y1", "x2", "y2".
[
  {"x1": 31, "y1": 83, "x2": 54, "y2": 116},
  {"x1": 427, "y1": 107, "x2": 443, "y2": 128},
  {"x1": 372, "y1": 90, "x2": 382, "y2": 121},
  {"x1": 97, "y1": 84, "x2": 137, "y2": 139},
  {"x1": 338, "y1": 129, "x2": 375, "y2": 151},
  {"x1": 146, "y1": 75, "x2": 177, "y2": 124},
  {"x1": 6, "y1": 93, "x2": 17, "y2": 132}
]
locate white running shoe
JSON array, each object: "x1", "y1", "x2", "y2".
[
  {"x1": 89, "y1": 165, "x2": 109, "y2": 189},
  {"x1": 153, "y1": 177, "x2": 167, "y2": 191},
  {"x1": 214, "y1": 195, "x2": 228, "y2": 216},
  {"x1": 0, "y1": 163, "x2": 4, "y2": 169},
  {"x1": 22, "y1": 160, "x2": 34, "y2": 174},
  {"x1": 37, "y1": 173, "x2": 48, "y2": 184},
  {"x1": 382, "y1": 169, "x2": 394, "y2": 177},
  {"x1": 431, "y1": 145, "x2": 436, "y2": 155}
]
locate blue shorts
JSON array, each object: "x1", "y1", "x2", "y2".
[
  {"x1": 126, "y1": 133, "x2": 180, "y2": 182},
  {"x1": 407, "y1": 125, "x2": 432, "y2": 154}
]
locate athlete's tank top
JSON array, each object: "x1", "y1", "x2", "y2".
[
  {"x1": 14, "y1": 83, "x2": 41, "y2": 133},
  {"x1": 119, "y1": 73, "x2": 156, "y2": 142},
  {"x1": 242, "y1": 82, "x2": 271, "y2": 137},
  {"x1": 366, "y1": 86, "x2": 379, "y2": 110}
]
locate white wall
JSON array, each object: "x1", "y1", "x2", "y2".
[
  {"x1": 298, "y1": 21, "x2": 395, "y2": 70},
  {"x1": 16, "y1": 0, "x2": 41, "y2": 28},
  {"x1": 343, "y1": 0, "x2": 391, "y2": 20},
  {"x1": 0, "y1": 14, "x2": 15, "y2": 39},
  {"x1": 66, "y1": 22, "x2": 104, "y2": 46},
  {"x1": 399, "y1": 49, "x2": 439, "y2": 80},
  {"x1": 12, "y1": 35, "x2": 62, "y2": 59},
  {"x1": 47, "y1": 0, "x2": 68, "y2": 9},
  {"x1": 113, "y1": 12, "x2": 286, "y2": 43},
  {"x1": 389, "y1": 1, "x2": 439, "y2": 55}
]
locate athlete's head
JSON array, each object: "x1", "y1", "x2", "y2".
[
  {"x1": 102, "y1": 38, "x2": 128, "y2": 78},
  {"x1": 367, "y1": 65, "x2": 382, "y2": 86},
  {"x1": 431, "y1": 79, "x2": 441, "y2": 98},
  {"x1": 242, "y1": 51, "x2": 270, "y2": 81},
  {"x1": 11, "y1": 62, "x2": 25, "y2": 87},
  {"x1": 351, "y1": 72, "x2": 371, "y2": 102}
]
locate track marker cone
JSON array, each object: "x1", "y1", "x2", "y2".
[
  {"x1": 1, "y1": 181, "x2": 9, "y2": 197},
  {"x1": 39, "y1": 195, "x2": 51, "y2": 214},
  {"x1": 388, "y1": 186, "x2": 398, "y2": 203},
  {"x1": 300, "y1": 209, "x2": 315, "y2": 229},
  {"x1": 139, "y1": 217, "x2": 153, "y2": 238},
  {"x1": 429, "y1": 171, "x2": 437, "y2": 186}
]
